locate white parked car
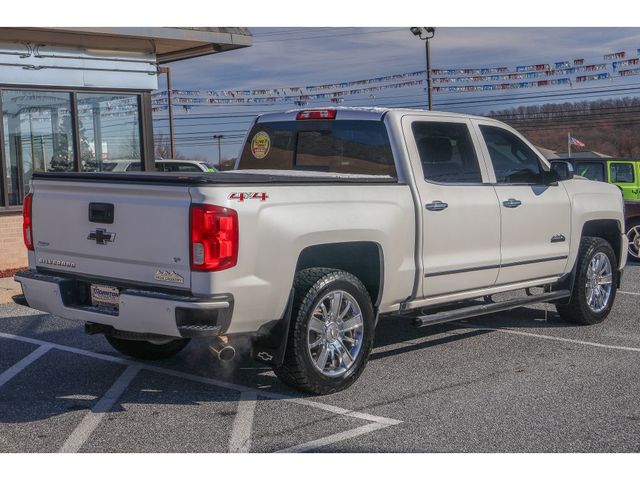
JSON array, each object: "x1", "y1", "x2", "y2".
[
  {"x1": 16, "y1": 107, "x2": 626, "y2": 394},
  {"x1": 99, "y1": 159, "x2": 218, "y2": 173}
]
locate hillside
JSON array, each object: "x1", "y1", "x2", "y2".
[{"x1": 487, "y1": 97, "x2": 640, "y2": 158}]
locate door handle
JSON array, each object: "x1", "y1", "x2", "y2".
[
  {"x1": 425, "y1": 200, "x2": 448, "y2": 211},
  {"x1": 502, "y1": 198, "x2": 522, "y2": 208}
]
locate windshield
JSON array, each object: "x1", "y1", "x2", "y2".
[{"x1": 199, "y1": 162, "x2": 218, "y2": 172}]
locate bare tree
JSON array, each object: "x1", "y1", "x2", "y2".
[{"x1": 154, "y1": 134, "x2": 173, "y2": 159}]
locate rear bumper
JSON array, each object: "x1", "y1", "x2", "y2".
[{"x1": 14, "y1": 269, "x2": 233, "y2": 338}]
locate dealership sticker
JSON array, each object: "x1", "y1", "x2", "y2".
[{"x1": 251, "y1": 131, "x2": 271, "y2": 159}]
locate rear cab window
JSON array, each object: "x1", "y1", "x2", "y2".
[{"x1": 238, "y1": 120, "x2": 397, "y2": 177}]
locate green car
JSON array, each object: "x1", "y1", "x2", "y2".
[{"x1": 573, "y1": 159, "x2": 640, "y2": 200}]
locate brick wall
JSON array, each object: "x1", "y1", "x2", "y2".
[{"x1": 0, "y1": 213, "x2": 28, "y2": 270}]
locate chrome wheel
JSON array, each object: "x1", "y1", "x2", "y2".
[
  {"x1": 627, "y1": 225, "x2": 640, "y2": 261},
  {"x1": 585, "y1": 252, "x2": 613, "y2": 313},
  {"x1": 307, "y1": 290, "x2": 364, "y2": 378}
]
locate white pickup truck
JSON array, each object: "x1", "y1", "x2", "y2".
[{"x1": 15, "y1": 107, "x2": 626, "y2": 394}]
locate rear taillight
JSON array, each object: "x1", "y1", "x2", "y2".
[
  {"x1": 23, "y1": 193, "x2": 34, "y2": 251},
  {"x1": 296, "y1": 109, "x2": 337, "y2": 120},
  {"x1": 190, "y1": 204, "x2": 238, "y2": 272}
]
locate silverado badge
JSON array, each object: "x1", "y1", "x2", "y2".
[
  {"x1": 154, "y1": 270, "x2": 184, "y2": 284},
  {"x1": 38, "y1": 258, "x2": 76, "y2": 268}
]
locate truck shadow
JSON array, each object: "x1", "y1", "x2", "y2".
[
  {"x1": 369, "y1": 305, "x2": 579, "y2": 361},
  {"x1": 0, "y1": 304, "x2": 585, "y2": 427}
]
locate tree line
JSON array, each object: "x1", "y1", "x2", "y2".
[{"x1": 487, "y1": 97, "x2": 640, "y2": 158}]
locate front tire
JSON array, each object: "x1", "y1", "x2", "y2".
[
  {"x1": 105, "y1": 335, "x2": 191, "y2": 360},
  {"x1": 556, "y1": 236, "x2": 618, "y2": 325},
  {"x1": 274, "y1": 268, "x2": 375, "y2": 394}
]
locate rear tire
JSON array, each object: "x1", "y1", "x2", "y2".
[
  {"x1": 274, "y1": 268, "x2": 375, "y2": 395},
  {"x1": 105, "y1": 335, "x2": 191, "y2": 360},
  {"x1": 556, "y1": 236, "x2": 617, "y2": 325}
]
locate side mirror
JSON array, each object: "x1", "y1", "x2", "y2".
[{"x1": 550, "y1": 160, "x2": 574, "y2": 181}]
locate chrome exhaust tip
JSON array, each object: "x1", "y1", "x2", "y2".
[{"x1": 209, "y1": 336, "x2": 236, "y2": 362}]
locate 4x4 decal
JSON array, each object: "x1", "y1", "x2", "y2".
[{"x1": 228, "y1": 192, "x2": 269, "y2": 202}]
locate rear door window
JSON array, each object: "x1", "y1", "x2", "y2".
[
  {"x1": 411, "y1": 121, "x2": 483, "y2": 183},
  {"x1": 238, "y1": 120, "x2": 396, "y2": 177}
]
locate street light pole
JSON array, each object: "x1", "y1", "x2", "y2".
[
  {"x1": 213, "y1": 134, "x2": 224, "y2": 167},
  {"x1": 410, "y1": 27, "x2": 436, "y2": 110}
]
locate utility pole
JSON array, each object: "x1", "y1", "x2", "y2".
[
  {"x1": 158, "y1": 66, "x2": 176, "y2": 158},
  {"x1": 213, "y1": 134, "x2": 224, "y2": 167},
  {"x1": 410, "y1": 27, "x2": 436, "y2": 110}
]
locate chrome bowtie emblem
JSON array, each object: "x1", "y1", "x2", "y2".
[
  {"x1": 257, "y1": 351, "x2": 273, "y2": 362},
  {"x1": 88, "y1": 228, "x2": 116, "y2": 245}
]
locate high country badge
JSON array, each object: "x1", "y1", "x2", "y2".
[{"x1": 154, "y1": 270, "x2": 184, "y2": 284}]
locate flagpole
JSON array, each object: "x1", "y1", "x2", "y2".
[{"x1": 568, "y1": 132, "x2": 571, "y2": 157}]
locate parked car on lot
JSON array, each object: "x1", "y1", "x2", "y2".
[
  {"x1": 155, "y1": 160, "x2": 218, "y2": 173},
  {"x1": 15, "y1": 108, "x2": 627, "y2": 394},
  {"x1": 568, "y1": 158, "x2": 640, "y2": 261},
  {"x1": 625, "y1": 200, "x2": 640, "y2": 261},
  {"x1": 100, "y1": 159, "x2": 218, "y2": 173},
  {"x1": 572, "y1": 158, "x2": 640, "y2": 200}
]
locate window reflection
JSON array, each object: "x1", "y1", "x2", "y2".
[
  {"x1": 76, "y1": 93, "x2": 142, "y2": 172},
  {"x1": 1, "y1": 90, "x2": 74, "y2": 205}
]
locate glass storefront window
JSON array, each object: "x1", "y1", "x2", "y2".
[
  {"x1": 0, "y1": 89, "x2": 146, "y2": 208},
  {"x1": 2, "y1": 90, "x2": 74, "y2": 205},
  {"x1": 76, "y1": 93, "x2": 142, "y2": 172}
]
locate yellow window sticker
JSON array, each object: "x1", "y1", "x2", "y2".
[{"x1": 251, "y1": 131, "x2": 271, "y2": 159}]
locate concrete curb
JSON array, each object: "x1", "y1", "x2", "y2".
[{"x1": 0, "y1": 277, "x2": 21, "y2": 304}]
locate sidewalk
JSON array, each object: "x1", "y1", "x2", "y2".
[{"x1": 0, "y1": 277, "x2": 21, "y2": 304}]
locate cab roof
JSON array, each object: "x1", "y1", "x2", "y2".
[{"x1": 256, "y1": 107, "x2": 489, "y2": 123}]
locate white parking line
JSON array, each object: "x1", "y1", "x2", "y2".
[
  {"x1": 619, "y1": 290, "x2": 640, "y2": 296},
  {"x1": 59, "y1": 365, "x2": 141, "y2": 453},
  {"x1": 0, "y1": 344, "x2": 52, "y2": 388},
  {"x1": 458, "y1": 323, "x2": 640, "y2": 353},
  {"x1": 0, "y1": 332, "x2": 400, "y2": 426},
  {"x1": 276, "y1": 423, "x2": 388, "y2": 453},
  {"x1": 229, "y1": 391, "x2": 258, "y2": 453},
  {"x1": 0, "y1": 332, "x2": 401, "y2": 452}
]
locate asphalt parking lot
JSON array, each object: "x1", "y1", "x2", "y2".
[{"x1": 0, "y1": 265, "x2": 639, "y2": 453}]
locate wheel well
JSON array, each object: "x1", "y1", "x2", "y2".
[
  {"x1": 581, "y1": 219, "x2": 622, "y2": 266},
  {"x1": 295, "y1": 242, "x2": 383, "y2": 306}
]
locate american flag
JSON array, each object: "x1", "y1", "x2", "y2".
[{"x1": 569, "y1": 135, "x2": 586, "y2": 148}]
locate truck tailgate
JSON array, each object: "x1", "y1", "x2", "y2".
[{"x1": 30, "y1": 179, "x2": 192, "y2": 290}]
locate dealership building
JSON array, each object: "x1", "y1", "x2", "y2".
[{"x1": 0, "y1": 27, "x2": 251, "y2": 271}]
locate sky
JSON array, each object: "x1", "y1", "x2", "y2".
[{"x1": 153, "y1": 27, "x2": 640, "y2": 162}]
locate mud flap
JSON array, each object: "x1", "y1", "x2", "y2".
[{"x1": 251, "y1": 288, "x2": 294, "y2": 367}]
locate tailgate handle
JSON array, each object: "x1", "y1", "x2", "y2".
[{"x1": 88, "y1": 203, "x2": 114, "y2": 224}]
